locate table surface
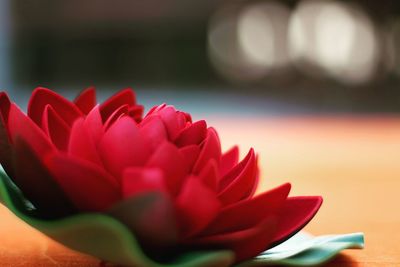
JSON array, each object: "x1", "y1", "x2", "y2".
[{"x1": 1, "y1": 115, "x2": 399, "y2": 266}]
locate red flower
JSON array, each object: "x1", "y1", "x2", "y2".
[{"x1": 0, "y1": 87, "x2": 322, "y2": 263}]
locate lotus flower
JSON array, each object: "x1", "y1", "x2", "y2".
[{"x1": 0, "y1": 87, "x2": 322, "y2": 264}]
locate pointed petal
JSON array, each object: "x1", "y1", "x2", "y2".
[
  {"x1": 193, "y1": 128, "x2": 221, "y2": 174},
  {"x1": 68, "y1": 118, "x2": 103, "y2": 166},
  {"x1": 100, "y1": 88, "x2": 136, "y2": 121},
  {"x1": 270, "y1": 196, "x2": 323, "y2": 246},
  {"x1": 74, "y1": 86, "x2": 96, "y2": 114},
  {"x1": 84, "y1": 105, "x2": 104, "y2": 144},
  {"x1": 190, "y1": 216, "x2": 277, "y2": 263},
  {"x1": 99, "y1": 116, "x2": 151, "y2": 178},
  {"x1": 8, "y1": 104, "x2": 54, "y2": 155},
  {"x1": 147, "y1": 141, "x2": 188, "y2": 195},
  {"x1": 108, "y1": 192, "x2": 178, "y2": 256},
  {"x1": 158, "y1": 106, "x2": 183, "y2": 140},
  {"x1": 0, "y1": 92, "x2": 10, "y2": 123},
  {"x1": 128, "y1": 105, "x2": 144, "y2": 122},
  {"x1": 0, "y1": 93, "x2": 13, "y2": 177},
  {"x1": 41, "y1": 105, "x2": 70, "y2": 151},
  {"x1": 217, "y1": 149, "x2": 257, "y2": 205},
  {"x1": 179, "y1": 145, "x2": 200, "y2": 172},
  {"x1": 46, "y1": 153, "x2": 120, "y2": 212},
  {"x1": 103, "y1": 104, "x2": 129, "y2": 130},
  {"x1": 197, "y1": 159, "x2": 218, "y2": 191},
  {"x1": 145, "y1": 104, "x2": 166, "y2": 117},
  {"x1": 122, "y1": 167, "x2": 167, "y2": 198},
  {"x1": 175, "y1": 120, "x2": 207, "y2": 147},
  {"x1": 176, "y1": 177, "x2": 221, "y2": 237},
  {"x1": 139, "y1": 115, "x2": 168, "y2": 151},
  {"x1": 28, "y1": 87, "x2": 82, "y2": 127},
  {"x1": 200, "y1": 183, "x2": 291, "y2": 236},
  {"x1": 13, "y1": 137, "x2": 76, "y2": 217},
  {"x1": 219, "y1": 146, "x2": 239, "y2": 177}
]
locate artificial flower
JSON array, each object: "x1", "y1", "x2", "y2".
[{"x1": 0, "y1": 87, "x2": 322, "y2": 263}]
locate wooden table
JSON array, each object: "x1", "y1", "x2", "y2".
[{"x1": 1, "y1": 115, "x2": 399, "y2": 266}]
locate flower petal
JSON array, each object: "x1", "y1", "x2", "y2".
[
  {"x1": 217, "y1": 148, "x2": 257, "y2": 205},
  {"x1": 189, "y1": 216, "x2": 277, "y2": 263},
  {"x1": 103, "y1": 104, "x2": 129, "y2": 130},
  {"x1": 41, "y1": 105, "x2": 70, "y2": 151},
  {"x1": 108, "y1": 192, "x2": 178, "y2": 258},
  {"x1": 68, "y1": 118, "x2": 103, "y2": 166},
  {"x1": 146, "y1": 142, "x2": 188, "y2": 195},
  {"x1": 139, "y1": 115, "x2": 168, "y2": 151},
  {"x1": 193, "y1": 128, "x2": 221, "y2": 174},
  {"x1": 84, "y1": 106, "x2": 104, "y2": 144},
  {"x1": 99, "y1": 88, "x2": 136, "y2": 121},
  {"x1": 200, "y1": 183, "x2": 291, "y2": 236},
  {"x1": 0, "y1": 92, "x2": 10, "y2": 124},
  {"x1": 122, "y1": 167, "x2": 167, "y2": 198},
  {"x1": 28, "y1": 87, "x2": 83, "y2": 127},
  {"x1": 99, "y1": 116, "x2": 150, "y2": 178},
  {"x1": 46, "y1": 153, "x2": 120, "y2": 212},
  {"x1": 270, "y1": 196, "x2": 323, "y2": 246},
  {"x1": 0, "y1": 93, "x2": 14, "y2": 177},
  {"x1": 13, "y1": 137, "x2": 76, "y2": 217},
  {"x1": 219, "y1": 146, "x2": 239, "y2": 177},
  {"x1": 197, "y1": 159, "x2": 218, "y2": 191},
  {"x1": 158, "y1": 106, "x2": 185, "y2": 140},
  {"x1": 176, "y1": 177, "x2": 221, "y2": 237},
  {"x1": 175, "y1": 120, "x2": 207, "y2": 147},
  {"x1": 179, "y1": 145, "x2": 200, "y2": 172},
  {"x1": 128, "y1": 105, "x2": 144, "y2": 122},
  {"x1": 8, "y1": 104, "x2": 55, "y2": 155},
  {"x1": 73, "y1": 86, "x2": 96, "y2": 114}
]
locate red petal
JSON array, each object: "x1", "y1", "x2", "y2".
[
  {"x1": 73, "y1": 86, "x2": 96, "y2": 114},
  {"x1": 197, "y1": 159, "x2": 218, "y2": 191},
  {"x1": 217, "y1": 149, "x2": 257, "y2": 205},
  {"x1": 175, "y1": 120, "x2": 207, "y2": 147},
  {"x1": 158, "y1": 106, "x2": 183, "y2": 140},
  {"x1": 28, "y1": 87, "x2": 83, "y2": 127},
  {"x1": 103, "y1": 104, "x2": 129, "y2": 130},
  {"x1": 189, "y1": 216, "x2": 277, "y2": 263},
  {"x1": 84, "y1": 106, "x2": 104, "y2": 144},
  {"x1": 108, "y1": 192, "x2": 178, "y2": 253},
  {"x1": 176, "y1": 177, "x2": 221, "y2": 237},
  {"x1": 46, "y1": 153, "x2": 120, "y2": 212},
  {"x1": 139, "y1": 115, "x2": 168, "y2": 150},
  {"x1": 179, "y1": 145, "x2": 200, "y2": 172},
  {"x1": 68, "y1": 118, "x2": 103, "y2": 166},
  {"x1": 200, "y1": 183, "x2": 291, "y2": 236},
  {"x1": 99, "y1": 88, "x2": 136, "y2": 121},
  {"x1": 99, "y1": 116, "x2": 151, "y2": 178},
  {"x1": 8, "y1": 104, "x2": 54, "y2": 155},
  {"x1": 0, "y1": 92, "x2": 10, "y2": 124},
  {"x1": 147, "y1": 141, "x2": 188, "y2": 195},
  {"x1": 13, "y1": 137, "x2": 76, "y2": 217},
  {"x1": 219, "y1": 146, "x2": 239, "y2": 177},
  {"x1": 145, "y1": 104, "x2": 166, "y2": 117},
  {"x1": 0, "y1": 93, "x2": 13, "y2": 177},
  {"x1": 128, "y1": 105, "x2": 144, "y2": 122},
  {"x1": 193, "y1": 128, "x2": 221, "y2": 174},
  {"x1": 41, "y1": 105, "x2": 70, "y2": 151},
  {"x1": 270, "y1": 196, "x2": 323, "y2": 246},
  {"x1": 122, "y1": 167, "x2": 167, "y2": 198}
]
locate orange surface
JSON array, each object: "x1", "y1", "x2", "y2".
[{"x1": 1, "y1": 115, "x2": 400, "y2": 266}]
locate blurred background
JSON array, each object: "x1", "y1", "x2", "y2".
[{"x1": 1, "y1": 0, "x2": 400, "y2": 113}]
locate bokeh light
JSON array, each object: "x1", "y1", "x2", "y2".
[{"x1": 289, "y1": 0, "x2": 379, "y2": 85}]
